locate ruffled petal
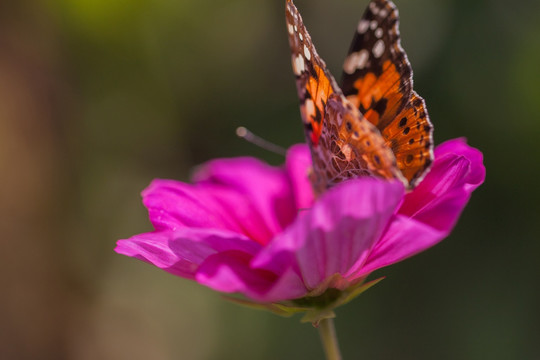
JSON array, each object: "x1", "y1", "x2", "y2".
[
  {"x1": 433, "y1": 138, "x2": 485, "y2": 190},
  {"x1": 196, "y1": 251, "x2": 306, "y2": 302},
  {"x1": 143, "y1": 179, "x2": 247, "y2": 233},
  {"x1": 116, "y1": 231, "x2": 197, "y2": 279},
  {"x1": 142, "y1": 154, "x2": 302, "y2": 245},
  {"x1": 354, "y1": 215, "x2": 446, "y2": 277},
  {"x1": 115, "y1": 228, "x2": 262, "y2": 279},
  {"x1": 285, "y1": 144, "x2": 315, "y2": 210},
  {"x1": 253, "y1": 178, "x2": 404, "y2": 291},
  {"x1": 399, "y1": 138, "x2": 486, "y2": 232},
  {"x1": 192, "y1": 157, "x2": 297, "y2": 244},
  {"x1": 358, "y1": 139, "x2": 485, "y2": 275}
]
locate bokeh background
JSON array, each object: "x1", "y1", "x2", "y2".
[{"x1": 2, "y1": 0, "x2": 539, "y2": 359}]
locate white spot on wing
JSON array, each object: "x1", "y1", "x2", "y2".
[
  {"x1": 369, "y1": 2, "x2": 379, "y2": 15},
  {"x1": 370, "y1": 20, "x2": 378, "y2": 30},
  {"x1": 358, "y1": 20, "x2": 369, "y2": 34},
  {"x1": 375, "y1": 28, "x2": 383, "y2": 38},
  {"x1": 343, "y1": 49, "x2": 369, "y2": 74},
  {"x1": 299, "y1": 32, "x2": 303, "y2": 41},
  {"x1": 292, "y1": 54, "x2": 305, "y2": 75},
  {"x1": 379, "y1": 8, "x2": 388, "y2": 18},
  {"x1": 373, "y1": 39, "x2": 385, "y2": 58},
  {"x1": 288, "y1": 23, "x2": 294, "y2": 35},
  {"x1": 304, "y1": 44, "x2": 311, "y2": 60},
  {"x1": 357, "y1": 49, "x2": 369, "y2": 68},
  {"x1": 305, "y1": 99, "x2": 315, "y2": 116}
]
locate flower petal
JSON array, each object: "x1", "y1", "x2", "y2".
[
  {"x1": 142, "y1": 154, "x2": 301, "y2": 245},
  {"x1": 285, "y1": 144, "x2": 315, "y2": 210},
  {"x1": 253, "y1": 178, "x2": 404, "y2": 291},
  {"x1": 196, "y1": 251, "x2": 306, "y2": 302},
  {"x1": 116, "y1": 231, "x2": 197, "y2": 279},
  {"x1": 192, "y1": 157, "x2": 297, "y2": 244},
  {"x1": 354, "y1": 214, "x2": 446, "y2": 277},
  {"x1": 358, "y1": 138, "x2": 485, "y2": 275},
  {"x1": 142, "y1": 179, "x2": 247, "y2": 233},
  {"x1": 399, "y1": 138, "x2": 486, "y2": 232},
  {"x1": 115, "y1": 228, "x2": 262, "y2": 279},
  {"x1": 433, "y1": 138, "x2": 485, "y2": 190}
]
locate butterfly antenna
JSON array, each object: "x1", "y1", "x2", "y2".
[{"x1": 236, "y1": 126, "x2": 287, "y2": 156}]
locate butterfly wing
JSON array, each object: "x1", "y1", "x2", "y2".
[
  {"x1": 340, "y1": 0, "x2": 433, "y2": 188},
  {"x1": 285, "y1": 0, "x2": 404, "y2": 194},
  {"x1": 285, "y1": 0, "x2": 339, "y2": 148}
]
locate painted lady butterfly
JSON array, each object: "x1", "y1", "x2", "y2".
[{"x1": 286, "y1": 0, "x2": 433, "y2": 193}]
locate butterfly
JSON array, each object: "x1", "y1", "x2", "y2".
[{"x1": 286, "y1": 0, "x2": 433, "y2": 194}]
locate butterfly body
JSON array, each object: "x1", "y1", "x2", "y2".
[{"x1": 286, "y1": 0, "x2": 433, "y2": 192}]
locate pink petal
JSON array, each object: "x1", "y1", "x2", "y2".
[
  {"x1": 143, "y1": 179, "x2": 247, "y2": 233},
  {"x1": 399, "y1": 138, "x2": 486, "y2": 232},
  {"x1": 115, "y1": 228, "x2": 262, "y2": 279},
  {"x1": 434, "y1": 138, "x2": 485, "y2": 190},
  {"x1": 285, "y1": 144, "x2": 315, "y2": 210},
  {"x1": 192, "y1": 157, "x2": 297, "y2": 244},
  {"x1": 196, "y1": 250, "x2": 306, "y2": 302},
  {"x1": 143, "y1": 154, "x2": 302, "y2": 245},
  {"x1": 116, "y1": 231, "x2": 197, "y2": 279},
  {"x1": 354, "y1": 215, "x2": 446, "y2": 277},
  {"x1": 253, "y1": 178, "x2": 404, "y2": 291},
  {"x1": 358, "y1": 138, "x2": 485, "y2": 275}
]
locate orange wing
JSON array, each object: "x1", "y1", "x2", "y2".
[{"x1": 340, "y1": 0, "x2": 434, "y2": 187}]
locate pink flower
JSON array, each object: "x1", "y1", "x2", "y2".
[{"x1": 116, "y1": 138, "x2": 484, "y2": 311}]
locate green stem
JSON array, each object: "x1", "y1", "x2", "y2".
[{"x1": 318, "y1": 318, "x2": 342, "y2": 360}]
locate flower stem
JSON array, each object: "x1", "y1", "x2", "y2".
[{"x1": 318, "y1": 318, "x2": 342, "y2": 360}]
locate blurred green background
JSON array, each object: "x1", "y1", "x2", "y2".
[{"x1": 1, "y1": 0, "x2": 539, "y2": 359}]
